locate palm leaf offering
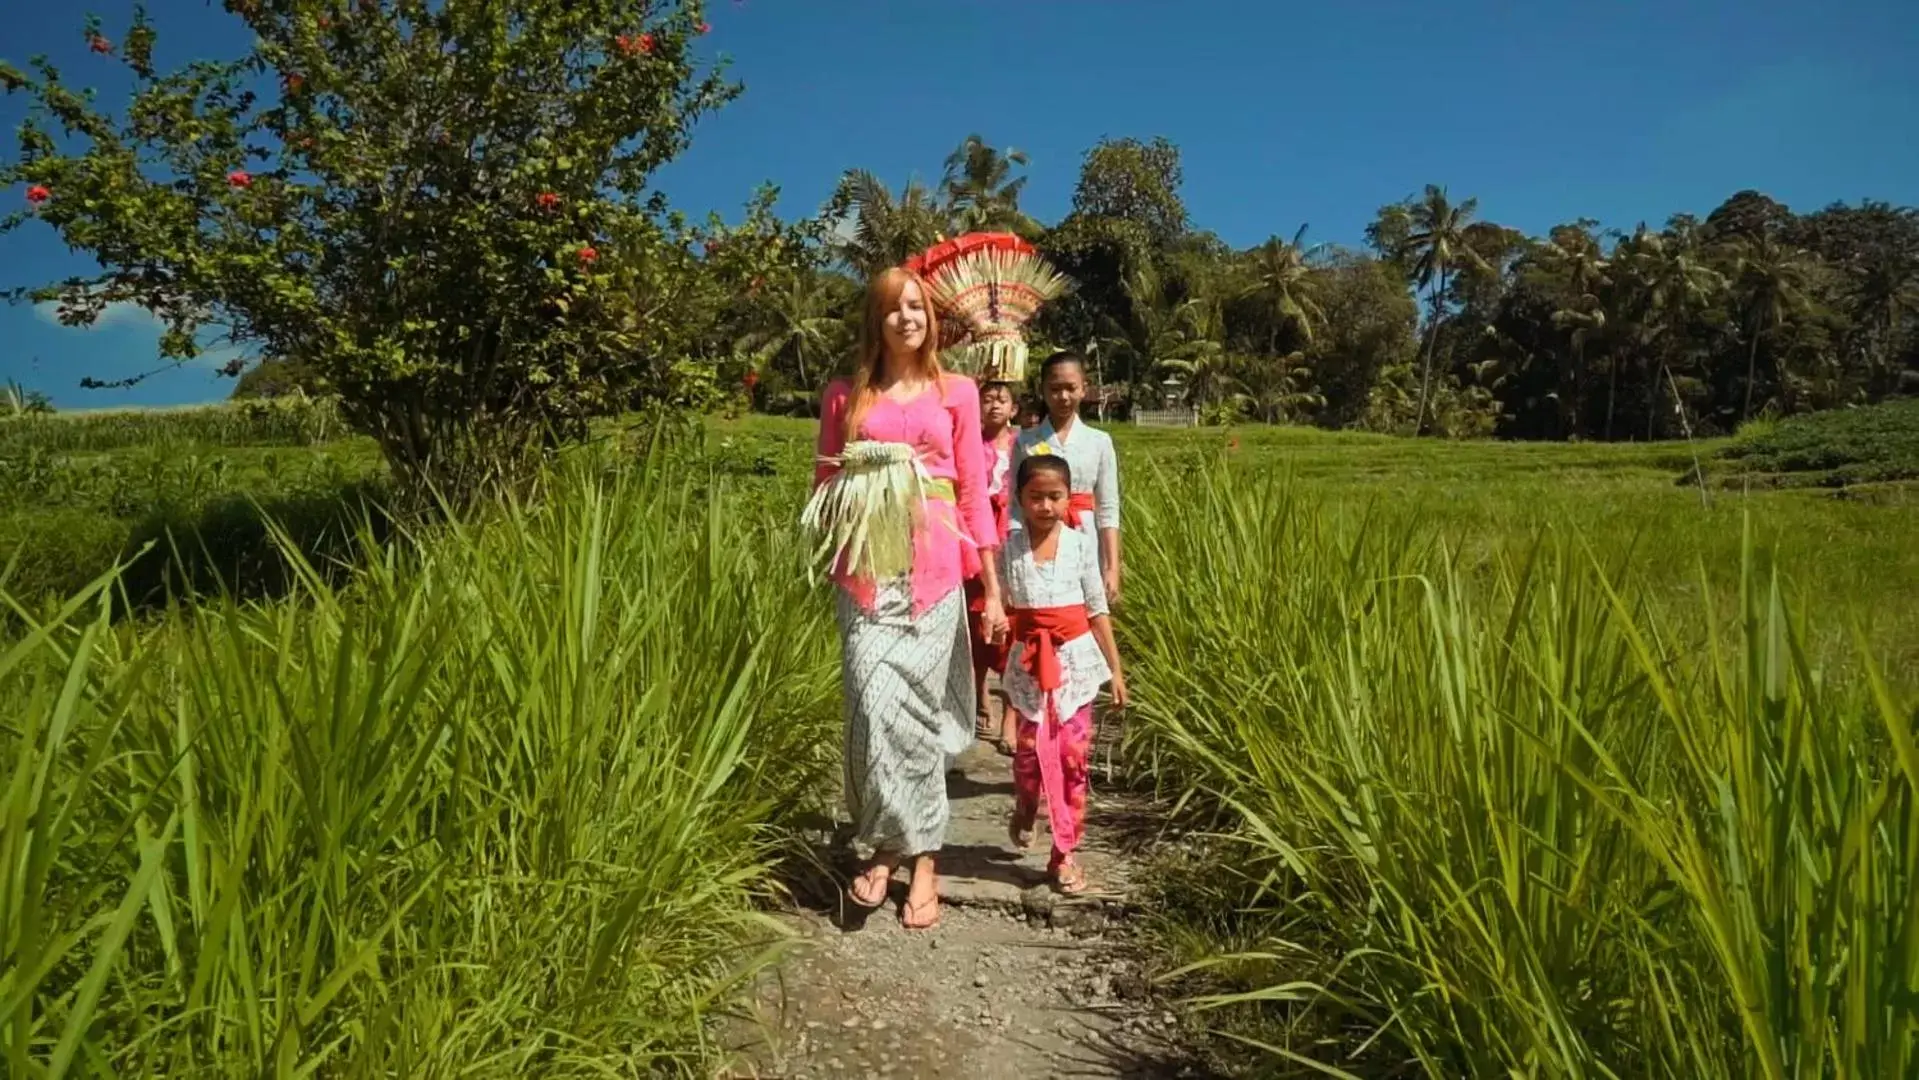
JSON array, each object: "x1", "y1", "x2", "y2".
[
  {"x1": 906, "y1": 232, "x2": 1068, "y2": 383},
  {"x1": 801, "y1": 440, "x2": 927, "y2": 582}
]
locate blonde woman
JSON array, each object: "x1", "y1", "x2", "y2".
[{"x1": 814, "y1": 267, "x2": 1006, "y2": 930}]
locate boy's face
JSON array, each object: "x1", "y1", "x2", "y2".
[
  {"x1": 1018, "y1": 469, "x2": 1070, "y2": 529},
  {"x1": 1042, "y1": 363, "x2": 1086, "y2": 423},
  {"x1": 980, "y1": 385, "x2": 1014, "y2": 429}
]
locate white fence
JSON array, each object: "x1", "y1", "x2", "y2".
[{"x1": 1132, "y1": 408, "x2": 1199, "y2": 428}]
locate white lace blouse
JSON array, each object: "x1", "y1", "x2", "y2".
[{"x1": 1000, "y1": 527, "x2": 1112, "y2": 724}]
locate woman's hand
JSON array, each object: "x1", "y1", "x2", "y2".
[
  {"x1": 982, "y1": 593, "x2": 1009, "y2": 646},
  {"x1": 1102, "y1": 566, "x2": 1123, "y2": 608},
  {"x1": 1108, "y1": 671, "x2": 1128, "y2": 711}
]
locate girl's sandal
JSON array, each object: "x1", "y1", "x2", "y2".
[
  {"x1": 1053, "y1": 859, "x2": 1088, "y2": 896},
  {"x1": 847, "y1": 863, "x2": 892, "y2": 910}
]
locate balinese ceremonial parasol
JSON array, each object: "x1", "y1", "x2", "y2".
[{"x1": 906, "y1": 232, "x2": 1068, "y2": 384}]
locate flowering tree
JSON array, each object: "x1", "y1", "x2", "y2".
[{"x1": 1, "y1": 0, "x2": 747, "y2": 495}]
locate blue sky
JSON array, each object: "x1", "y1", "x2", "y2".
[{"x1": 4, "y1": 0, "x2": 1914, "y2": 409}]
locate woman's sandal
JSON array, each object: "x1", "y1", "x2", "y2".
[
  {"x1": 1053, "y1": 859, "x2": 1088, "y2": 896},
  {"x1": 900, "y1": 887, "x2": 941, "y2": 931},
  {"x1": 847, "y1": 862, "x2": 893, "y2": 910}
]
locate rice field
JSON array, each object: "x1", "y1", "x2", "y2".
[{"x1": 3, "y1": 407, "x2": 1917, "y2": 1075}]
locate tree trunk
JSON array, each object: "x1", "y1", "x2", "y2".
[
  {"x1": 1742, "y1": 324, "x2": 1762, "y2": 422},
  {"x1": 1413, "y1": 271, "x2": 1446, "y2": 435},
  {"x1": 1562, "y1": 339, "x2": 1584, "y2": 439},
  {"x1": 1604, "y1": 355, "x2": 1619, "y2": 441}
]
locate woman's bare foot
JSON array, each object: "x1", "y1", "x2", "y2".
[
  {"x1": 901, "y1": 855, "x2": 941, "y2": 930},
  {"x1": 848, "y1": 857, "x2": 896, "y2": 910}
]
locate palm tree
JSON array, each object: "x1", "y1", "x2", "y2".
[
  {"x1": 1098, "y1": 265, "x2": 1231, "y2": 406},
  {"x1": 1400, "y1": 185, "x2": 1488, "y2": 434},
  {"x1": 1727, "y1": 233, "x2": 1813, "y2": 421},
  {"x1": 1241, "y1": 224, "x2": 1327, "y2": 355},
  {"x1": 1616, "y1": 226, "x2": 1725, "y2": 438},
  {"x1": 1844, "y1": 242, "x2": 1919, "y2": 399},
  {"x1": 736, "y1": 271, "x2": 851, "y2": 388},
  {"x1": 1537, "y1": 223, "x2": 1610, "y2": 438},
  {"x1": 940, "y1": 135, "x2": 1039, "y2": 237},
  {"x1": 827, "y1": 170, "x2": 950, "y2": 279}
]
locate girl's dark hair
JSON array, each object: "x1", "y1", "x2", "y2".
[
  {"x1": 1039, "y1": 350, "x2": 1087, "y2": 381},
  {"x1": 1016, "y1": 453, "x2": 1071, "y2": 494}
]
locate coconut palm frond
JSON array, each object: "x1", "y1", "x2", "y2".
[{"x1": 800, "y1": 441, "x2": 927, "y2": 582}]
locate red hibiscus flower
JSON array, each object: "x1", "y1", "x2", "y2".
[
  {"x1": 703, "y1": 239, "x2": 719, "y2": 255},
  {"x1": 25, "y1": 185, "x2": 50, "y2": 206},
  {"x1": 227, "y1": 170, "x2": 253, "y2": 189},
  {"x1": 697, "y1": 21, "x2": 711, "y2": 34},
  {"x1": 283, "y1": 73, "x2": 305, "y2": 94},
  {"x1": 743, "y1": 370, "x2": 760, "y2": 392},
  {"x1": 639, "y1": 32, "x2": 656, "y2": 53},
  {"x1": 535, "y1": 191, "x2": 561, "y2": 211},
  {"x1": 88, "y1": 34, "x2": 113, "y2": 54},
  {"x1": 577, "y1": 245, "x2": 600, "y2": 265}
]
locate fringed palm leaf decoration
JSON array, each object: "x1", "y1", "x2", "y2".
[
  {"x1": 801, "y1": 440, "x2": 927, "y2": 582},
  {"x1": 906, "y1": 232, "x2": 1068, "y2": 384}
]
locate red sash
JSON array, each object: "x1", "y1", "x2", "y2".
[
  {"x1": 1011, "y1": 604, "x2": 1093, "y2": 840},
  {"x1": 1064, "y1": 492, "x2": 1096, "y2": 529}
]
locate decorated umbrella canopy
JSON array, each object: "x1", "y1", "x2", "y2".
[{"x1": 907, "y1": 232, "x2": 1068, "y2": 384}]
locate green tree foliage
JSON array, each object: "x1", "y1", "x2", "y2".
[{"x1": 0, "y1": 0, "x2": 816, "y2": 496}]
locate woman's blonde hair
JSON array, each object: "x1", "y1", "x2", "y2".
[{"x1": 844, "y1": 266, "x2": 944, "y2": 442}]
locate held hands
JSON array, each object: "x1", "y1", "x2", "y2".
[{"x1": 982, "y1": 594, "x2": 1009, "y2": 647}]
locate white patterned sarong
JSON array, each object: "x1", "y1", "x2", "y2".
[{"x1": 835, "y1": 581, "x2": 975, "y2": 857}]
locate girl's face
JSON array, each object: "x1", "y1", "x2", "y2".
[
  {"x1": 1018, "y1": 468, "x2": 1070, "y2": 531},
  {"x1": 1042, "y1": 362, "x2": 1086, "y2": 422},
  {"x1": 980, "y1": 385, "x2": 1014, "y2": 429},
  {"x1": 881, "y1": 279, "x2": 929, "y2": 357}
]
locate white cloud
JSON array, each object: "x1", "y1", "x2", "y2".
[
  {"x1": 32, "y1": 300, "x2": 163, "y2": 332},
  {"x1": 32, "y1": 300, "x2": 250, "y2": 371}
]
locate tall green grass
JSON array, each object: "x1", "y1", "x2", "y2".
[
  {"x1": 1124, "y1": 459, "x2": 1919, "y2": 1077},
  {"x1": 1, "y1": 447, "x2": 836, "y2": 1075}
]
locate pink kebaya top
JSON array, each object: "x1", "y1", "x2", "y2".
[{"x1": 816, "y1": 373, "x2": 998, "y2": 616}]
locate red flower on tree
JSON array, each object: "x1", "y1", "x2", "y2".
[
  {"x1": 697, "y1": 21, "x2": 711, "y2": 34},
  {"x1": 283, "y1": 73, "x2": 305, "y2": 94},
  {"x1": 577, "y1": 245, "x2": 600, "y2": 266},
  {"x1": 87, "y1": 34, "x2": 113, "y2": 54},
  {"x1": 535, "y1": 191, "x2": 561, "y2": 211},
  {"x1": 227, "y1": 170, "x2": 253, "y2": 189},
  {"x1": 742, "y1": 370, "x2": 760, "y2": 392},
  {"x1": 703, "y1": 239, "x2": 719, "y2": 255},
  {"x1": 25, "y1": 185, "x2": 50, "y2": 206}
]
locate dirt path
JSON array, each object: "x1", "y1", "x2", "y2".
[{"x1": 717, "y1": 735, "x2": 1205, "y2": 1079}]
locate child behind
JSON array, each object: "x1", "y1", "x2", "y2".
[
  {"x1": 967, "y1": 382, "x2": 1019, "y2": 751},
  {"x1": 999, "y1": 453, "x2": 1127, "y2": 894}
]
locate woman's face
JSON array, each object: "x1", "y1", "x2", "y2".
[{"x1": 881, "y1": 278, "x2": 930, "y2": 357}]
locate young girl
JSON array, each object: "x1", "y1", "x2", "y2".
[
  {"x1": 1000, "y1": 453, "x2": 1127, "y2": 894},
  {"x1": 967, "y1": 381, "x2": 1020, "y2": 754}
]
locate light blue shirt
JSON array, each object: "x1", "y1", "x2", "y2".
[{"x1": 1009, "y1": 417, "x2": 1121, "y2": 550}]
